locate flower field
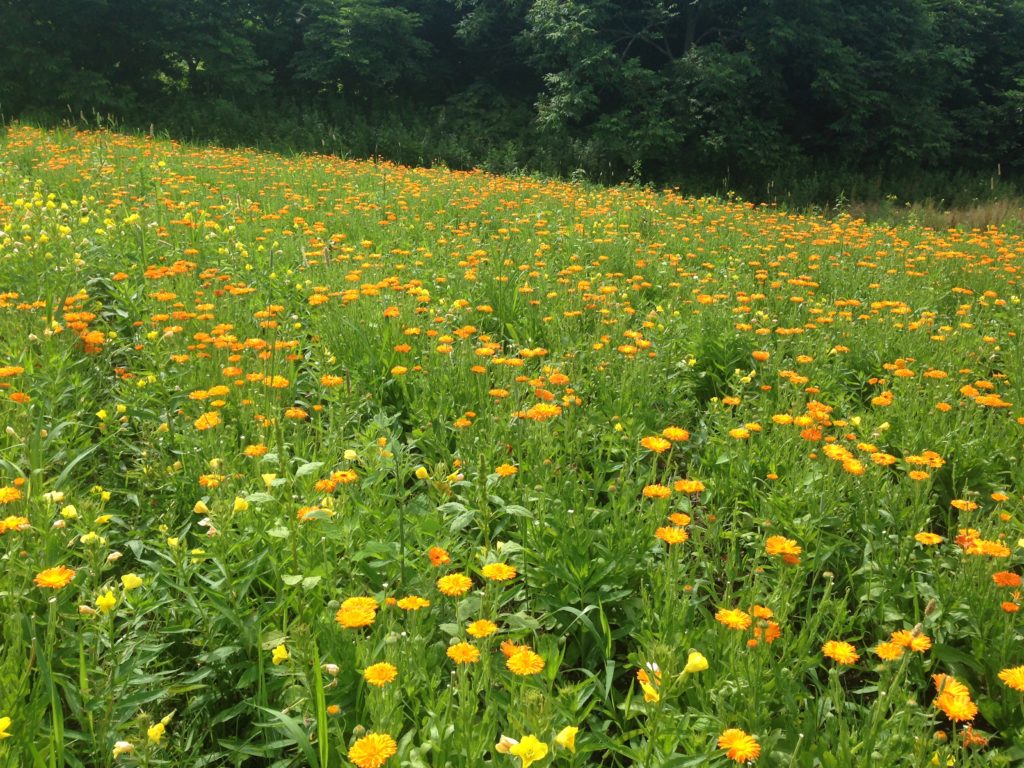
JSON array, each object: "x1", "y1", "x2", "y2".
[{"x1": 1, "y1": 125, "x2": 1024, "y2": 766}]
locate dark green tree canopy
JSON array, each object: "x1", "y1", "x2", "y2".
[{"x1": 2, "y1": 0, "x2": 1022, "y2": 198}]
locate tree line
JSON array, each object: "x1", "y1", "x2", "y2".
[{"x1": 2, "y1": 0, "x2": 1023, "y2": 202}]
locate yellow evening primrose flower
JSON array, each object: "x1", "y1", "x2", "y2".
[
  {"x1": 509, "y1": 735, "x2": 548, "y2": 768},
  {"x1": 0, "y1": 715, "x2": 11, "y2": 739},
  {"x1": 683, "y1": 650, "x2": 709, "y2": 674},
  {"x1": 96, "y1": 591, "x2": 117, "y2": 613},
  {"x1": 555, "y1": 726, "x2": 578, "y2": 753},
  {"x1": 272, "y1": 644, "x2": 289, "y2": 665},
  {"x1": 120, "y1": 573, "x2": 143, "y2": 590},
  {"x1": 147, "y1": 722, "x2": 165, "y2": 744}
]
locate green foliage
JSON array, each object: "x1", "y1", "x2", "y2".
[{"x1": 1, "y1": 0, "x2": 1024, "y2": 202}]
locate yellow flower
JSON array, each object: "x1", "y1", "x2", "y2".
[
  {"x1": 271, "y1": 644, "x2": 289, "y2": 665},
  {"x1": 822, "y1": 640, "x2": 859, "y2": 665},
  {"x1": 509, "y1": 735, "x2": 548, "y2": 768},
  {"x1": 467, "y1": 619, "x2": 498, "y2": 638},
  {"x1": 505, "y1": 648, "x2": 545, "y2": 676},
  {"x1": 414, "y1": 466, "x2": 429, "y2": 480},
  {"x1": 363, "y1": 662, "x2": 398, "y2": 686},
  {"x1": 437, "y1": 573, "x2": 473, "y2": 597},
  {"x1": 640, "y1": 681, "x2": 660, "y2": 702},
  {"x1": 998, "y1": 665, "x2": 1024, "y2": 692},
  {"x1": 683, "y1": 650, "x2": 708, "y2": 674},
  {"x1": 0, "y1": 715, "x2": 10, "y2": 740},
  {"x1": 194, "y1": 411, "x2": 221, "y2": 430},
  {"x1": 348, "y1": 732, "x2": 397, "y2": 768},
  {"x1": 233, "y1": 497, "x2": 249, "y2": 513},
  {"x1": 120, "y1": 573, "x2": 143, "y2": 590},
  {"x1": 446, "y1": 642, "x2": 481, "y2": 664},
  {"x1": 147, "y1": 722, "x2": 165, "y2": 744},
  {"x1": 96, "y1": 591, "x2": 117, "y2": 613},
  {"x1": 0, "y1": 486, "x2": 23, "y2": 505},
  {"x1": 715, "y1": 608, "x2": 751, "y2": 631},
  {"x1": 555, "y1": 726, "x2": 578, "y2": 753},
  {"x1": 481, "y1": 562, "x2": 517, "y2": 581}
]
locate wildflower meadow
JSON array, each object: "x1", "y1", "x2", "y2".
[{"x1": 1, "y1": 125, "x2": 1023, "y2": 766}]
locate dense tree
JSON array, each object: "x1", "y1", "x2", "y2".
[{"x1": 1, "y1": 0, "x2": 1023, "y2": 198}]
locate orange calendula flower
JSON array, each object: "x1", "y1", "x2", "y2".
[
  {"x1": 661, "y1": 426, "x2": 690, "y2": 442},
  {"x1": 993, "y1": 571, "x2": 1022, "y2": 588},
  {"x1": 640, "y1": 435, "x2": 672, "y2": 454},
  {"x1": 718, "y1": 728, "x2": 760, "y2": 763},
  {"x1": 495, "y1": 463, "x2": 518, "y2": 477},
  {"x1": 363, "y1": 662, "x2": 398, "y2": 687},
  {"x1": 715, "y1": 608, "x2": 752, "y2": 631},
  {"x1": 933, "y1": 674, "x2": 977, "y2": 722},
  {"x1": 914, "y1": 532, "x2": 943, "y2": 546},
  {"x1": 997, "y1": 666, "x2": 1024, "y2": 692},
  {"x1": 481, "y1": 563, "x2": 517, "y2": 581},
  {"x1": 395, "y1": 595, "x2": 430, "y2": 611},
  {"x1": 642, "y1": 484, "x2": 671, "y2": 499},
  {"x1": 335, "y1": 596, "x2": 379, "y2": 629},
  {"x1": 467, "y1": 619, "x2": 498, "y2": 638},
  {"x1": 764, "y1": 535, "x2": 802, "y2": 565},
  {"x1": 34, "y1": 565, "x2": 76, "y2": 589},
  {"x1": 0, "y1": 515, "x2": 29, "y2": 534},
  {"x1": 506, "y1": 648, "x2": 545, "y2": 675},
  {"x1": 427, "y1": 546, "x2": 450, "y2": 566},
  {"x1": 437, "y1": 573, "x2": 473, "y2": 596},
  {"x1": 674, "y1": 478, "x2": 705, "y2": 494},
  {"x1": 951, "y1": 499, "x2": 979, "y2": 512},
  {"x1": 0, "y1": 486, "x2": 23, "y2": 505},
  {"x1": 194, "y1": 411, "x2": 221, "y2": 430},
  {"x1": 335, "y1": 607, "x2": 376, "y2": 629},
  {"x1": 446, "y1": 642, "x2": 480, "y2": 664},
  {"x1": 348, "y1": 732, "x2": 397, "y2": 768},
  {"x1": 655, "y1": 526, "x2": 688, "y2": 545},
  {"x1": 874, "y1": 641, "x2": 904, "y2": 661},
  {"x1": 822, "y1": 640, "x2": 859, "y2": 665}
]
